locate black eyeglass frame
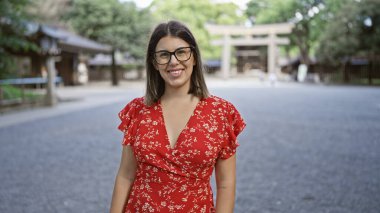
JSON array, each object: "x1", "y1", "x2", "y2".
[{"x1": 153, "y1": 47, "x2": 194, "y2": 65}]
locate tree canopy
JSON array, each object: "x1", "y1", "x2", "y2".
[
  {"x1": 2, "y1": 0, "x2": 379, "y2": 81},
  {"x1": 0, "y1": 0, "x2": 39, "y2": 78},
  {"x1": 316, "y1": 0, "x2": 380, "y2": 64},
  {"x1": 246, "y1": 0, "x2": 326, "y2": 65},
  {"x1": 27, "y1": 0, "x2": 71, "y2": 27},
  {"x1": 64, "y1": 0, "x2": 152, "y2": 59},
  {"x1": 150, "y1": 0, "x2": 247, "y2": 59},
  {"x1": 247, "y1": 0, "x2": 380, "y2": 68}
]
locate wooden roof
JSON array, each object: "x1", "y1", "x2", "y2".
[{"x1": 26, "y1": 23, "x2": 112, "y2": 54}]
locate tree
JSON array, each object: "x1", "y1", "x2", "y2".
[
  {"x1": 358, "y1": 0, "x2": 380, "y2": 56},
  {"x1": 150, "y1": 0, "x2": 247, "y2": 60},
  {"x1": 27, "y1": 0, "x2": 71, "y2": 27},
  {"x1": 64, "y1": 0, "x2": 152, "y2": 85},
  {"x1": 0, "y1": 0, "x2": 39, "y2": 79},
  {"x1": 246, "y1": 0, "x2": 326, "y2": 66},
  {"x1": 317, "y1": 0, "x2": 380, "y2": 61},
  {"x1": 316, "y1": 0, "x2": 380, "y2": 83},
  {"x1": 66, "y1": 0, "x2": 152, "y2": 59},
  {"x1": 316, "y1": 1, "x2": 359, "y2": 65}
]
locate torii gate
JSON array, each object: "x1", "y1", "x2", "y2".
[{"x1": 206, "y1": 23, "x2": 294, "y2": 79}]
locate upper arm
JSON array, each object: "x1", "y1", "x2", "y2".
[
  {"x1": 215, "y1": 154, "x2": 236, "y2": 184},
  {"x1": 117, "y1": 145, "x2": 137, "y2": 180}
]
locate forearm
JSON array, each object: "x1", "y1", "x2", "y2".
[
  {"x1": 110, "y1": 174, "x2": 135, "y2": 213},
  {"x1": 215, "y1": 154, "x2": 237, "y2": 213},
  {"x1": 215, "y1": 180, "x2": 236, "y2": 213}
]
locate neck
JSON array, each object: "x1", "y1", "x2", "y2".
[{"x1": 162, "y1": 84, "x2": 192, "y2": 101}]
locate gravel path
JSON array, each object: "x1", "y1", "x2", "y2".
[{"x1": 1, "y1": 82, "x2": 379, "y2": 213}]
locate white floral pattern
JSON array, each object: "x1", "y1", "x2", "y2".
[{"x1": 118, "y1": 95, "x2": 246, "y2": 213}]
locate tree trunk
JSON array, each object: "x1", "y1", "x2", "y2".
[
  {"x1": 137, "y1": 65, "x2": 144, "y2": 80},
  {"x1": 293, "y1": 22, "x2": 311, "y2": 66},
  {"x1": 343, "y1": 59, "x2": 349, "y2": 83},
  {"x1": 111, "y1": 49, "x2": 118, "y2": 86},
  {"x1": 368, "y1": 53, "x2": 373, "y2": 85},
  {"x1": 46, "y1": 56, "x2": 57, "y2": 106}
]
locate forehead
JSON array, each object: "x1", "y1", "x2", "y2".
[{"x1": 155, "y1": 36, "x2": 190, "y2": 51}]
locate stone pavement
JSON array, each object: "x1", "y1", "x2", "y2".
[
  {"x1": 0, "y1": 76, "x2": 290, "y2": 128},
  {"x1": 1, "y1": 78, "x2": 380, "y2": 213},
  {"x1": 0, "y1": 81, "x2": 142, "y2": 128}
]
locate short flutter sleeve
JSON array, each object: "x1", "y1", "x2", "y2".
[
  {"x1": 219, "y1": 101, "x2": 246, "y2": 159},
  {"x1": 118, "y1": 97, "x2": 144, "y2": 146}
]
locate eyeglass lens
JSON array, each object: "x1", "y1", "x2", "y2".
[{"x1": 154, "y1": 47, "x2": 192, "y2": 65}]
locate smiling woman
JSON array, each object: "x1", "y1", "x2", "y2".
[
  {"x1": 110, "y1": 20, "x2": 246, "y2": 213},
  {"x1": 144, "y1": 21, "x2": 209, "y2": 106},
  {"x1": 153, "y1": 36, "x2": 197, "y2": 94}
]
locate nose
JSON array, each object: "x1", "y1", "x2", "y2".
[{"x1": 168, "y1": 53, "x2": 179, "y2": 65}]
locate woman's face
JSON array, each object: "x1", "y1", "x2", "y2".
[{"x1": 154, "y1": 36, "x2": 196, "y2": 91}]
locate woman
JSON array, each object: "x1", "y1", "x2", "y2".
[{"x1": 110, "y1": 20, "x2": 246, "y2": 213}]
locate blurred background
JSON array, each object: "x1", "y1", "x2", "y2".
[
  {"x1": 1, "y1": 0, "x2": 380, "y2": 108},
  {"x1": 0, "y1": 0, "x2": 380, "y2": 213}
]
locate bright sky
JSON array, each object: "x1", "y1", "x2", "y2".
[{"x1": 123, "y1": 0, "x2": 250, "y2": 10}]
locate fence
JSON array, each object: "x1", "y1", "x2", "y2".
[{"x1": 0, "y1": 77, "x2": 62, "y2": 112}]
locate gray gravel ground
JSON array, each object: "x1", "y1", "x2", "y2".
[{"x1": 0, "y1": 82, "x2": 379, "y2": 213}]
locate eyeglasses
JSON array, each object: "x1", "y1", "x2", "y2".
[{"x1": 153, "y1": 47, "x2": 193, "y2": 65}]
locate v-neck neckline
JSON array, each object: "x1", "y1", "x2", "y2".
[{"x1": 158, "y1": 97, "x2": 204, "y2": 150}]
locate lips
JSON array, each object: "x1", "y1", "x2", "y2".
[{"x1": 167, "y1": 69, "x2": 183, "y2": 77}]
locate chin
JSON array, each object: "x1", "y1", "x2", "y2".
[{"x1": 166, "y1": 78, "x2": 190, "y2": 89}]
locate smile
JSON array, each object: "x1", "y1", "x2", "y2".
[{"x1": 167, "y1": 69, "x2": 183, "y2": 77}]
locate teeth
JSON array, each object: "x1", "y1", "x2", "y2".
[{"x1": 168, "y1": 69, "x2": 182, "y2": 77}]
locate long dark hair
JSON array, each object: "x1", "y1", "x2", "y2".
[{"x1": 144, "y1": 20, "x2": 209, "y2": 106}]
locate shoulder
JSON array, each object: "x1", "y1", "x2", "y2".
[
  {"x1": 119, "y1": 97, "x2": 146, "y2": 117},
  {"x1": 206, "y1": 95, "x2": 237, "y2": 111},
  {"x1": 206, "y1": 95, "x2": 244, "y2": 124},
  {"x1": 127, "y1": 97, "x2": 145, "y2": 108},
  {"x1": 208, "y1": 96, "x2": 246, "y2": 136},
  {"x1": 117, "y1": 97, "x2": 145, "y2": 133}
]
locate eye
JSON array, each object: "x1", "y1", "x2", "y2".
[
  {"x1": 176, "y1": 48, "x2": 188, "y2": 56},
  {"x1": 176, "y1": 49, "x2": 186, "y2": 54},
  {"x1": 158, "y1": 52, "x2": 170, "y2": 58}
]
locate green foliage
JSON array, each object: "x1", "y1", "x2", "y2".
[
  {"x1": 356, "y1": 0, "x2": 380, "y2": 55},
  {"x1": 246, "y1": 0, "x2": 296, "y2": 24},
  {"x1": 150, "y1": 0, "x2": 247, "y2": 59},
  {"x1": 316, "y1": 0, "x2": 380, "y2": 64},
  {"x1": 316, "y1": 2, "x2": 359, "y2": 65},
  {"x1": 246, "y1": 0, "x2": 326, "y2": 65},
  {"x1": 247, "y1": 0, "x2": 380, "y2": 67},
  {"x1": 0, "y1": 0, "x2": 39, "y2": 79},
  {"x1": 0, "y1": 52, "x2": 17, "y2": 79},
  {"x1": 26, "y1": 0, "x2": 71, "y2": 26},
  {"x1": 1, "y1": 84, "x2": 42, "y2": 101},
  {"x1": 65, "y1": 0, "x2": 152, "y2": 59},
  {"x1": 1, "y1": 84, "x2": 24, "y2": 100}
]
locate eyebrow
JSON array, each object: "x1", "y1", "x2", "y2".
[{"x1": 155, "y1": 46, "x2": 188, "y2": 52}]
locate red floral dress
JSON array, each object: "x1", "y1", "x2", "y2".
[{"x1": 118, "y1": 95, "x2": 246, "y2": 213}]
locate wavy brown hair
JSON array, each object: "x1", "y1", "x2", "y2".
[{"x1": 144, "y1": 20, "x2": 209, "y2": 106}]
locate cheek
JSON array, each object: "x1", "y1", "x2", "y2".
[
  {"x1": 152, "y1": 61, "x2": 159, "y2": 71},
  {"x1": 157, "y1": 65, "x2": 167, "y2": 73},
  {"x1": 154, "y1": 63, "x2": 167, "y2": 72},
  {"x1": 186, "y1": 57, "x2": 196, "y2": 68}
]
